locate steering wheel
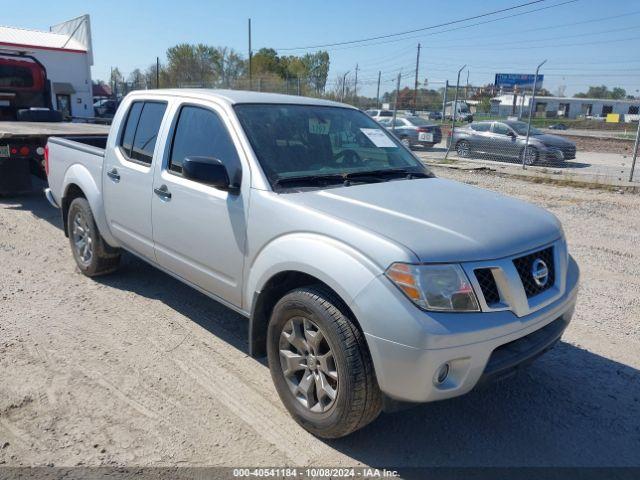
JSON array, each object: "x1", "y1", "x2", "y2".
[{"x1": 334, "y1": 148, "x2": 363, "y2": 167}]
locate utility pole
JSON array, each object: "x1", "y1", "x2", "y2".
[
  {"x1": 413, "y1": 43, "x2": 421, "y2": 114},
  {"x1": 156, "y1": 57, "x2": 160, "y2": 89},
  {"x1": 248, "y1": 18, "x2": 252, "y2": 90},
  {"x1": 376, "y1": 71, "x2": 381, "y2": 109},
  {"x1": 354, "y1": 64, "x2": 359, "y2": 105},
  {"x1": 341, "y1": 71, "x2": 350, "y2": 102},
  {"x1": 392, "y1": 71, "x2": 401, "y2": 132}
]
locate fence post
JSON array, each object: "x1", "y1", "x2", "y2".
[
  {"x1": 392, "y1": 72, "x2": 401, "y2": 133},
  {"x1": 523, "y1": 59, "x2": 547, "y2": 169},
  {"x1": 441, "y1": 80, "x2": 448, "y2": 123},
  {"x1": 629, "y1": 118, "x2": 640, "y2": 182},
  {"x1": 444, "y1": 65, "x2": 466, "y2": 160}
]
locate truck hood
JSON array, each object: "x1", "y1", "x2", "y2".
[{"x1": 286, "y1": 178, "x2": 561, "y2": 263}]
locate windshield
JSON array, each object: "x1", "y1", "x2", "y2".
[
  {"x1": 508, "y1": 121, "x2": 542, "y2": 136},
  {"x1": 234, "y1": 104, "x2": 428, "y2": 187}
]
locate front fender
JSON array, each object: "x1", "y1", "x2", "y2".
[
  {"x1": 63, "y1": 164, "x2": 119, "y2": 247},
  {"x1": 245, "y1": 233, "x2": 383, "y2": 314}
]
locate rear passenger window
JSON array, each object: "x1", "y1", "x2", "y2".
[
  {"x1": 120, "y1": 102, "x2": 143, "y2": 156},
  {"x1": 119, "y1": 101, "x2": 167, "y2": 165},
  {"x1": 168, "y1": 106, "x2": 240, "y2": 176}
]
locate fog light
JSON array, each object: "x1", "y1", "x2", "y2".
[{"x1": 435, "y1": 363, "x2": 450, "y2": 385}]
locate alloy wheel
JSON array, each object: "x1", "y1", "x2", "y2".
[
  {"x1": 71, "y1": 211, "x2": 93, "y2": 266},
  {"x1": 279, "y1": 316, "x2": 338, "y2": 413},
  {"x1": 456, "y1": 141, "x2": 470, "y2": 157}
]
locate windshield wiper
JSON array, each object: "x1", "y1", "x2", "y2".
[
  {"x1": 344, "y1": 168, "x2": 432, "y2": 180},
  {"x1": 272, "y1": 168, "x2": 431, "y2": 190},
  {"x1": 272, "y1": 173, "x2": 345, "y2": 189}
]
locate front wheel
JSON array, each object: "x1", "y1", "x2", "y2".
[
  {"x1": 67, "y1": 197, "x2": 121, "y2": 276},
  {"x1": 456, "y1": 140, "x2": 471, "y2": 158},
  {"x1": 521, "y1": 145, "x2": 538, "y2": 165},
  {"x1": 267, "y1": 286, "x2": 382, "y2": 438}
]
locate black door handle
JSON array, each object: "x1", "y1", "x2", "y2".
[
  {"x1": 154, "y1": 184, "x2": 172, "y2": 201},
  {"x1": 107, "y1": 168, "x2": 120, "y2": 182}
]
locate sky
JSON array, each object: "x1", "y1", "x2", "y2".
[{"x1": 3, "y1": 0, "x2": 640, "y2": 98}]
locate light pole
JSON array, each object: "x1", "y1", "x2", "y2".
[
  {"x1": 444, "y1": 65, "x2": 466, "y2": 160},
  {"x1": 523, "y1": 59, "x2": 547, "y2": 168},
  {"x1": 341, "y1": 71, "x2": 350, "y2": 102}
]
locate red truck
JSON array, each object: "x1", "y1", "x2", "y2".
[{"x1": 0, "y1": 51, "x2": 108, "y2": 195}]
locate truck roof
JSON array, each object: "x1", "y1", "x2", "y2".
[{"x1": 127, "y1": 89, "x2": 355, "y2": 109}]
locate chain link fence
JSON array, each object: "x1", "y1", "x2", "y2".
[
  {"x1": 107, "y1": 65, "x2": 640, "y2": 186},
  {"x1": 377, "y1": 67, "x2": 640, "y2": 186}
]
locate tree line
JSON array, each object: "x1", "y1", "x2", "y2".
[{"x1": 99, "y1": 44, "x2": 330, "y2": 97}]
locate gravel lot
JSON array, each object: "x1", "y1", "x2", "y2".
[{"x1": 1, "y1": 173, "x2": 639, "y2": 469}]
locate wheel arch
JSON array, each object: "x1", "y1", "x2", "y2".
[
  {"x1": 61, "y1": 165, "x2": 119, "y2": 246},
  {"x1": 246, "y1": 234, "x2": 383, "y2": 358}
]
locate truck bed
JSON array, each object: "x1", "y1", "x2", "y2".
[{"x1": 0, "y1": 121, "x2": 110, "y2": 139}]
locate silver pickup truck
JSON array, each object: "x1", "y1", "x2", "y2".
[{"x1": 45, "y1": 89, "x2": 579, "y2": 438}]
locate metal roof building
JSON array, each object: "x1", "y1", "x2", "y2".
[{"x1": 0, "y1": 15, "x2": 94, "y2": 118}]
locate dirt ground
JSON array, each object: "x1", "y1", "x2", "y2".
[{"x1": 1, "y1": 173, "x2": 639, "y2": 469}]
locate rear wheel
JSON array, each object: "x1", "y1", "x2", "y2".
[
  {"x1": 67, "y1": 197, "x2": 121, "y2": 276},
  {"x1": 400, "y1": 137, "x2": 411, "y2": 149},
  {"x1": 267, "y1": 285, "x2": 382, "y2": 438}
]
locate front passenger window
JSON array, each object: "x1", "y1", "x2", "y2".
[
  {"x1": 492, "y1": 123, "x2": 512, "y2": 136},
  {"x1": 169, "y1": 106, "x2": 241, "y2": 180}
]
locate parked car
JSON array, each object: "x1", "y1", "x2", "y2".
[
  {"x1": 365, "y1": 108, "x2": 393, "y2": 121},
  {"x1": 548, "y1": 123, "x2": 568, "y2": 130},
  {"x1": 379, "y1": 115, "x2": 442, "y2": 148},
  {"x1": 427, "y1": 111, "x2": 443, "y2": 121},
  {"x1": 450, "y1": 120, "x2": 576, "y2": 164},
  {"x1": 93, "y1": 98, "x2": 120, "y2": 118},
  {"x1": 45, "y1": 90, "x2": 579, "y2": 438}
]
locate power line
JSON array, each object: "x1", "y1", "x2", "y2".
[
  {"x1": 287, "y1": 0, "x2": 578, "y2": 54},
  {"x1": 275, "y1": 0, "x2": 548, "y2": 51}
]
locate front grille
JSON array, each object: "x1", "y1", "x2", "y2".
[
  {"x1": 513, "y1": 246, "x2": 555, "y2": 297},
  {"x1": 475, "y1": 268, "x2": 500, "y2": 305}
]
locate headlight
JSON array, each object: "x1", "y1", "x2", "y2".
[{"x1": 385, "y1": 263, "x2": 480, "y2": 312}]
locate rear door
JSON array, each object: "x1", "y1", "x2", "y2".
[
  {"x1": 151, "y1": 102, "x2": 247, "y2": 306},
  {"x1": 103, "y1": 100, "x2": 168, "y2": 260}
]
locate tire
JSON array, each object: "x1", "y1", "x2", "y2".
[
  {"x1": 400, "y1": 137, "x2": 411, "y2": 149},
  {"x1": 67, "y1": 197, "x2": 121, "y2": 276},
  {"x1": 267, "y1": 285, "x2": 382, "y2": 439},
  {"x1": 521, "y1": 145, "x2": 538, "y2": 166},
  {"x1": 456, "y1": 140, "x2": 470, "y2": 158}
]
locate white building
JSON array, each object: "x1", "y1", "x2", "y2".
[
  {"x1": 0, "y1": 15, "x2": 94, "y2": 118},
  {"x1": 490, "y1": 94, "x2": 640, "y2": 121}
]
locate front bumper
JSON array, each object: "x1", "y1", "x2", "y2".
[{"x1": 351, "y1": 255, "x2": 579, "y2": 403}]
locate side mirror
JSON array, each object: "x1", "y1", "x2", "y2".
[{"x1": 182, "y1": 156, "x2": 239, "y2": 193}]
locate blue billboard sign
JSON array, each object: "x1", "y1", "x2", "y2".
[{"x1": 495, "y1": 73, "x2": 543, "y2": 89}]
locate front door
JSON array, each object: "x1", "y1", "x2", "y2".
[
  {"x1": 103, "y1": 100, "x2": 168, "y2": 260},
  {"x1": 489, "y1": 122, "x2": 519, "y2": 158},
  {"x1": 151, "y1": 103, "x2": 247, "y2": 307}
]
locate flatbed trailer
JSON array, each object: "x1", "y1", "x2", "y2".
[{"x1": 0, "y1": 121, "x2": 109, "y2": 195}]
